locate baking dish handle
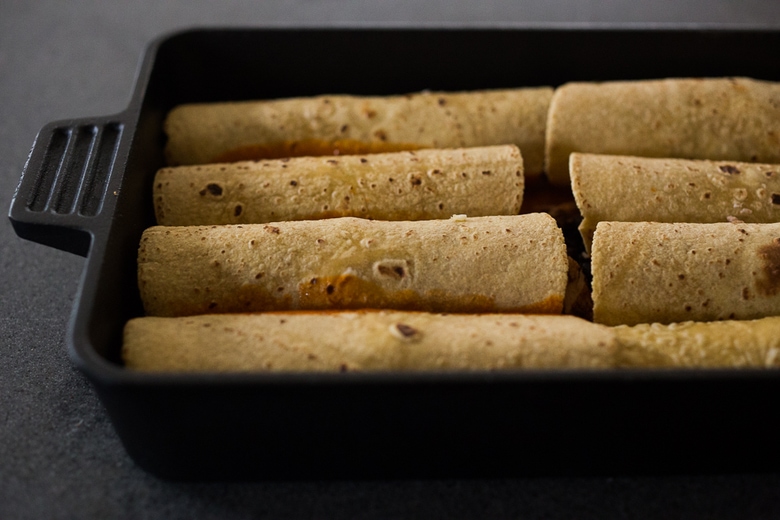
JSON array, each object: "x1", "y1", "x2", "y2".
[{"x1": 9, "y1": 116, "x2": 128, "y2": 257}]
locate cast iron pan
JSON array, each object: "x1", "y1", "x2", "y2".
[{"x1": 9, "y1": 27, "x2": 780, "y2": 480}]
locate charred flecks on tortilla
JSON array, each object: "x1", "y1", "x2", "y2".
[
  {"x1": 570, "y1": 154, "x2": 780, "y2": 252},
  {"x1": 138, "y1": 214, "x2": 569, "y2": 317},
  {"x1": 546, "y1": 78, "x2": 780, "y2": 186},
  {"x1": 591, "y1": 221, "x2": 780, "y2": 326},
  {"x1": 153, "y1": 146, "x2": 524, "y2": 226},
  {"x1": 165, "y1": 88, "x2": 553, "y2": 177}
]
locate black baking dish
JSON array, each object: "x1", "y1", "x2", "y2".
[{"x1": 9, "y1": 27, "x2": 780, "y2": 480}]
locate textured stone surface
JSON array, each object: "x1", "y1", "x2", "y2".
[{"x1": 2, "y1": 1, "x2": 780, "y2": 518}]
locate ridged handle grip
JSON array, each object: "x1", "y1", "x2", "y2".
[{"x1": 9, "y1": 117, "x2": 127, "y2": 257}]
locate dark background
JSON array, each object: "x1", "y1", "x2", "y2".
[{"x1": 2, "y1": 1, "x2": 780, "y2": 518}]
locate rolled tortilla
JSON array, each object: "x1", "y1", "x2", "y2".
[
  {"x1": 138, "y1": 214, "x2": 569, "y2": 317},
  {"x1": 154, "y1": 145, "x2": 524, "y2": 226},
  {"x1": 592, "y1": 221, "x2": 780, "y2": 326},
  {"x1": 571, "y1": 153, "x2": 780, "y2": 251},
  {"x1": 614, "y1": 317, "x2": 780, "y2": 368},
  {"x1": 164, "y1": 88, "x2": 553, "y2": 177},
  {"x1": 546, "y1": 78, "x2": 780, "y2": 186},
  {"x1": 122, "y1": 311, "x2": 617, "y2": 372}
]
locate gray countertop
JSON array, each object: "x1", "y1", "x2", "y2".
[{"x1": 2, "y1": 1, "x2": 780, "y2": 518}]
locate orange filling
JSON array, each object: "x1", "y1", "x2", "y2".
[
  {"x1": 212, "y1": 139, "x2": 424, "y2": 163},
  {"x1": 296, "y1": 274, "x2": 563, "y2": 314}
]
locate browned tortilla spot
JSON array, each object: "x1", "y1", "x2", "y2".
[
  {"x1": 395, "y1": 323, "x2": 418, "y2": 337},
  {"x1": 212, "y1": 139, "x2": 424, "y2": 162},
  {"x1": 719, "y1": 165, "x2": 741, "y2": 174}
]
